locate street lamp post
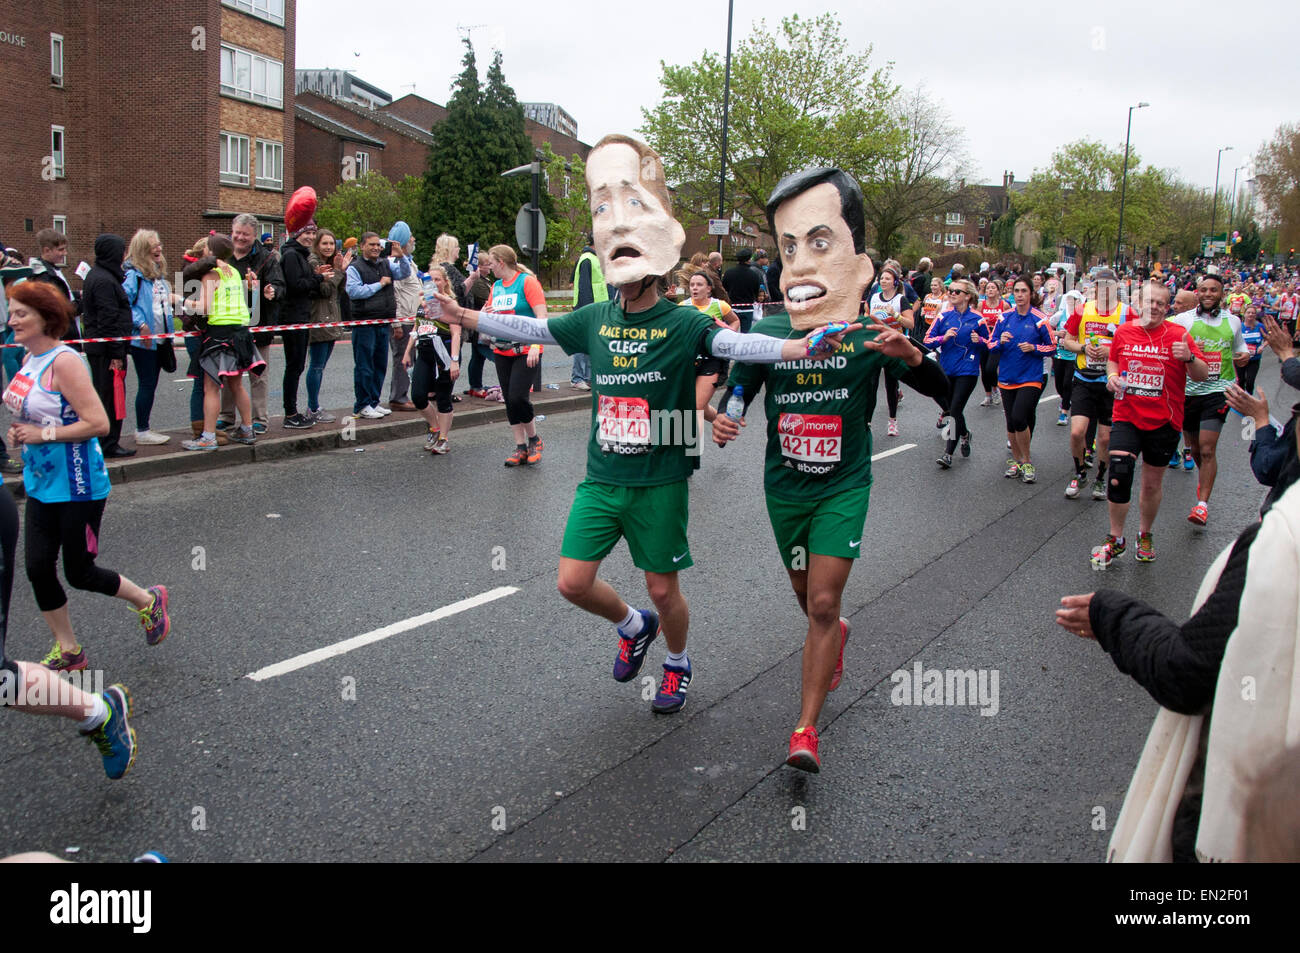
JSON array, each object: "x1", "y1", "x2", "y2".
[
  {"x1": 716, "y1": 0, "x2": 734, "y2": 255},
  {"x1": 1228, "y1": 164, "x2": 1244, "y2": 235},
  {"x1": 1114, "y1": 101, "x2": 1148, "y2": 267},
  {"x1": 1209, "y1": 145, "x2": 1233, "y2": 253}
]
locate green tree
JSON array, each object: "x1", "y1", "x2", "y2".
[
  {"x1": 1255, "y1": 122, "x2": 1300, "y2": 253},
  {"x1": 1018, "y1": 140, "x2": 1162, "y2": 266},
  {"x1": 639, "y1": 13, "x2": 901, "y2": 237},
  {"x1": 537, "y1": 144, "x2": 591, "y2": 284},
  {"x1": 316, "y1": 172, "x2": 424, "y2": 241},
  {"x1": 861, "y1": 86, "x2": 972, "y2": 260},
  {"x1": 418, "y1": 41, "x2": 532, "y2": 256}
]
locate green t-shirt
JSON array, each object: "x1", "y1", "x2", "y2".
[
  {"x1": 1173, "y1": 310, "x2": 1245, "y2": 396},
  {"x1": 727, "y1": 311, "x2": 910, "y2": 502},
  {"x1": 547, "y1": 298, "x2": 726, "y2": 487}
]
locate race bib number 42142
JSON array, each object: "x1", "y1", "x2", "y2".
[{"x1": 778, "y1": 413, "x2": 842, "y2": 464}]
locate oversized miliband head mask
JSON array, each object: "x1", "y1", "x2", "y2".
[
  {"x1": 586, "y1": 134, "x2": 685, "y2": 289},
  {"x1": 766, "y1": 168, "x2": 874, "y2": 330}
]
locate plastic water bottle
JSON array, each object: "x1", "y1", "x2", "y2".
[
  {"x1": 725, "y1": 386, "x2": 745, "y2": 421},
  {"x1": 1114, "y1": 370, "x2": 1127, "y2": 401}
]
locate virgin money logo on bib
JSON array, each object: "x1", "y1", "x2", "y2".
[{"x1": 779, "y1": 414, "x2": 805, "y2": 434}]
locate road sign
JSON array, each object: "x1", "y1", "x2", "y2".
[
  {"x1": 707, "y1": 218, "x2": 730, "y2": 236},
  {"x1": 516, "y1": 204, "x2": 547, "y2": 254}
]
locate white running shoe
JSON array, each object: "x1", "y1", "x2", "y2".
[
  {"x1": 134, "y1": 430, "x2": 171, "y2": 445},
  {"x1": 358, "y1": 406, "x2": 385, "y2": 419},
  {"x1": 372, "y1": 404, "x2": 393, "y2": 417}
]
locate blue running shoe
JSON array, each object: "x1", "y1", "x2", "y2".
[
  {"x1": 83, "y1": 684, "x2": 137, "y2": 780},
  {"x1": 651, "y1": 661, "x2": 692, "y2": 714},
  {"x1": 1182, "y1": 449, "x2": 1194, "y2": 471},
  {"x1": 1167, "y1": 452, "x2": 1181, "y2": 469},
  {"x1": 613, "y1": 610, "x2": 659, "y2": 682}
]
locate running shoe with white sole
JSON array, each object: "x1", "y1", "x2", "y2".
[
  {"x1": 83, "y1": 684, "x2": 136, "y2": 780},
  {"x1": 1065, "y1": 476, "x2": 1081, "y2": 499},
  {"x1": 991, "y1": 390, "x2": 1001, "y2": 406},
  {"x1": 887, "y1": 419, "x2": 899, "y2": 437},
  {"x1": 431, "y1": 437, "x2": 449, "y2": 455},
  {"x1": 372, "y1": 404, "x2": 393, "y2": 417},
  {"x1": 1091, "y1": 478, "x2": 1106, "y2": 501},
  {"x1": 1135, "y1": 532, "x2": 1156, "y2": 562},
  {"x1": 1188, "y1": 502, "x2": 1209, "y2": 526},
  {"x1": 979, "y1": 395, "x2": 992, "y2": 407},
  {"x1": 1004, "y1": 460, "x2": 1021, "y2": 479},
  {"x1": 358, "y1": 406, "x2": 384, "y2": 419},
  {"x1": 937, "y1": 453, "x2": 953, "y2": 469},
  {"x1": 424, "y1": 430, "x2": 440, "y2": 452},
  {"x1": 613, "y1": 609, "x2": 660, "y2": 682},
  {"x1": 134, "y1": 430, "x2": 170, "y2": 446},
  {"x1": 651, "y1": 661, "x2": 692, "y2": 714},
  {"x1": 1056, "y1": 412, "x2": 1068, "y2": 426},
  {"x1": 1020, "y1": 462, "x2": 1036, "y2": 484},
  {"x1": 181, "y1": 436, "x2": 218, "y2": 451},
  {"x1": 1090, "y1": 534, "x2": 1126, "y2": 568},
  {"x1": 786, "y1": 725, "x2": 820, "y2": 773},
  {"x1": 309, "y1": 408, "x2": 337, "y2": 424},
  {"x1": 1182, "y1": 449, "x2": 1194, "y2": 470}
]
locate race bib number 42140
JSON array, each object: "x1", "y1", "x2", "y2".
[{"x1": 597, "y1": 395, "x2": 650, "y2": 448}]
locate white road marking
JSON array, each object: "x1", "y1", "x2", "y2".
[
  {"x1": 245, "y1": 585, "x2": 520, "y2": 681},
  {"x1": 872, "y1": 443, "x2": 916, "y2": 462},
  {"x1": 1039, "y1": 390, "x2": 1059, "y2": 404}
]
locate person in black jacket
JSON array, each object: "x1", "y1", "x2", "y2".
[
  {"x1": 278, "y1": 226, "x2": 323, "y2": 429},
  {"x1": 1055, "y1": 517, "x2": 1266, "y2": 861},
  {"x1": 81, "y1": 234, "x2": 134, "y2": 457}
]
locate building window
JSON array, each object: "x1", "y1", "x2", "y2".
[
  {"x1": 944, "y1": 233, "x2": 963, "y2": 246},
  {"x1": 219, "y1": 132, "x2": 250, "y2": 186},
  {"x1": 255, "y1": 139, "x2": 283, "y2": 190},
  {"x1": 978, "y1": 216, "x2": 986, "y2": 227},
  {"x1": 355, "y1": 151, "x2": 370, "y2": 176},
  {"x1": 220, "y1": 44, "x2": 284, "y2": 108},
  {"x1": 51, "y1": 34, "x2": 64, "y2": 87},
  {"x1": 50, "y1": 126, "x2": 65, "y2": 178},
  {"x1": 52, "y1": 216, "x2": 67, "y2": 234},
  {"x1": 222, "y1": 0, "x2": 285, "y2": 27},
  {"x1": 945, "y1": 212, "x2": 964, "y2": 226},
  {"x1": 932, "y1": 232, "x2": 941, "y2": 244}
]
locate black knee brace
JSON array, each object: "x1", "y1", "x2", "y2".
[{"x1": 1107, "y1": 453, "x2": 1135, "y2": 504}]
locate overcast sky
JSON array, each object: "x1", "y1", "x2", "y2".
[{"x1": 299, "y1": 0, "x2": 1295, "y2": 193}]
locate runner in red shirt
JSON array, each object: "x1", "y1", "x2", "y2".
[
  {"x1": 977, "y1": 279, "x2": 1006, "y2": 406},
  {"x1": 1090, "y1": 282, "x2": 1209, "y2": 566}
]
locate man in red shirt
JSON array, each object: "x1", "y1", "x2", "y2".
[{"x1": 1092, "y1": 282, "x2": 1209, "y2": 566}]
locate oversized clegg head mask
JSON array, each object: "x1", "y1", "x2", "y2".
[
  {"x1": 766, "y1": 168, "x2": 875, "y2": 330},
  {"x1": 586, "y1": 135, "x2": 686, "y2": 288}
]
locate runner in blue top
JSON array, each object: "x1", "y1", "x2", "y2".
[
  {"x1": 1239, "y1": 302, "x2": 1264, "y2": 395},
  {"x1": 924, "y1": 278, "x2": 988, "y2": 468},
  {"x1": 992, "y1": 276, "x2": 1055, "y2": 483},
  {"x1": 2, "y1": 282, "x2": 171, "y2": 681}
]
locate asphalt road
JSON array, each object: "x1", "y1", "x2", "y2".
[{"x1": 0, "y1": 356, "x2": 1283, "y2": 862}]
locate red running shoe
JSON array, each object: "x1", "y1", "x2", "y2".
[
  {"x1": 829, "y1": 617, "x2": 850, "y2": 691},
  {"x1": 786, "y1": 726, "x2": 821, "y2": 773},
  {"x1": 1188, "y1": 502, "x2": 1208, "y2": 526}
]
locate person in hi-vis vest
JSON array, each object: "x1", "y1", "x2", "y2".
[{"x1": 569, "y1": 240, "x2": 606, "y2": 390}]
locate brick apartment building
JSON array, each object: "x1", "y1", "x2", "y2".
[
  {"x1": 291, "y1": 78, "x2": 591, "y2": 202},
  {"x1": 1, "y1": 0, "x2": 295, "y2": 270}
]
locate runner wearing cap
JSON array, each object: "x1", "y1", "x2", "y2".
[
  {"x1": 1172, "y1": 271, "x2": 1250, "y2": 526},
  {"x1": 1062, "y1": 268, "x2": 1130, "y2": 501}
]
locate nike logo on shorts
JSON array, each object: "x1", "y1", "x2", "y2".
[
  {"x1": 849, "y1": 540, "x2": 861, "y2": 549},
  {"x1": 672, "y1": 552, "x2": 688, "y2": 563}
]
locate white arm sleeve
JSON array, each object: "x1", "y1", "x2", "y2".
[
  {"x1": 709, "y1": 328, "x2": 788, "y2": 363},
  {"x1": 474, "y1": 311, "x2": 558, "y2": 345}
]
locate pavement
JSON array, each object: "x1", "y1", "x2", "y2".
[{"x1": 0, "y1": 355, "x2": 1286, "y2": 863}]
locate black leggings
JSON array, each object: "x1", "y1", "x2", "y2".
[
  {"x1": 1000, "y1": 384, "x2": 1041, "y2": 433},
  {"x1": 282, "y1": 329, "x2": 309, "y2": 416},
  {"x1": 944, "y1": 374, "x2": 978, "y2": 454},
  {"x1": 1053, "y1": 357, "x2": 1075, "y2": 411},
  {"x1": 980, "y1": 349, "x2": 1000, "y2": 394},
  {"x1": 494, "y1": 352, "x2": 535, "y2": 426},
  {"x1": 883, "y1": 368, "x2": 901, "y2": 418},
  {"x1": 412, "y1": 344, "x2": 455, "y2": 414},
  {"x1": 24, "y1": 497, "x2": 120, "y2": 613},
  {"x1": 1239, "y1": 361, "x2": 1260, "y2": 395},
  {"x1": 0, "y1": 487, "x2": 17, "y2": 669}
]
